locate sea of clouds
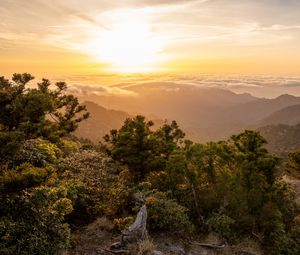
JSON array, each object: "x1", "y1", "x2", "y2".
[{"x1": 57, "y1": 73, "x2": 300, "y2": 99}]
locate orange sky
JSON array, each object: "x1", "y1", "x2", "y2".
[{"x1": 1, "y1": 0, "x2": 300, "y2": 76}]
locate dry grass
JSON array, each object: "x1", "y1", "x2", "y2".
[
  {"x1": 216, "y1": 239, "x2": 263, "y2": 255},
  {"x1": 64, "y1": 217, "x2": 116, "y2": 255},
  {"x1": 137, "y1": 236, "x2": 156, "y2": 255}
]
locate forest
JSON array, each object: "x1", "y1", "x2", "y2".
[{"x1": 1, "y1": 74, "x2": 300, "y2": 255}]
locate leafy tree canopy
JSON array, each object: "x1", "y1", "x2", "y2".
[
  {"x1": 104, "y1": 115, "x2": 185, "y2": 181},
  {"x1": 0, "y1": 73, "x2": 89, "y2": 164}
]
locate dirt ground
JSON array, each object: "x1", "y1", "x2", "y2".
[{"x1": 63, "y1": 217, "x2": 262, "y2": 255}]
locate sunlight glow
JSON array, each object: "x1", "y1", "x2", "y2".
[{"x1": 83, "y1": 13, "x2": 166, "y2": 73}]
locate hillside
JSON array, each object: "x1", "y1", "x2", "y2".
[
  {"x1": 74, "y1": 101, "x2": 165, "y2": 142},
  {"x1": 74, "y1": 101, "x2": 130, "y2": 142},
  {"x1": 75, "y1": 83, "x2": 300, "y2": 141},
  {"x1": 74, "y1": 83, "x2": 258, "y2": 141},
  {"x1": 258, "y1": 124, "x2": 300, "y2": 156},
  {"x1": 258, "y1": 104, "x2": 300, "y2": 127},
  {"x1": 230, "y1": 94, "x2": 300, "y2": 126}
]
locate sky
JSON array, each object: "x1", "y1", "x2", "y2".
[
  {"x1": 0, "y1": 0, "x2": 300, "y2": 97},
  {"x1": 1, "y1": 0, "x2": 300, "y2": 97}
]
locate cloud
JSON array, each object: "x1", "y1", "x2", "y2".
[
  {"x1": 1, "y1": 0, "x2": 300, "y2": 75},
  {"x1": 62, "y1": 73, "x2": 300, "y2": 99},
  {"x1": 281, "y1": 81, "x2": 300, "y2": 87},
  {"x1": 260, "y1": 24, "x2": 300, "y2": 31},
  {"x1": 68, "y1": 84, "x2": 138, "y2": 96}
]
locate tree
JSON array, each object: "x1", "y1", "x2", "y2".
[
  {"x1": 104, "y1": 116, "x2": 185, "y2": 182},
  {"x1": 287, "y1": 150, "x2": 300, "y2": 175},
  {"x1": 0, "y1": 163, "x2": 73, "y2": 255},
  {"x1": 0, "y1": 74, "x2": 90, "y2": 254},
  {"x1": 152, "y1": 120, "x2": 185, "y2": 160},
  {"x1": 0, "y1": 73, "x2": 89, "y2": 164},
  {"x1": 104, "y1": 115, "x2": 154, "y2": 181}
]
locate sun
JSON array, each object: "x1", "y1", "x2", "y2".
[
  {"x1": 101, "y1": 22, "x2": 162, "y2": 72},
  {"x1": 83, "y1": 17, "x2": 165, "y2": 73}
]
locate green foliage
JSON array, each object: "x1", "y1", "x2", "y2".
[
  {"x1": 0, "y1": 163, "x2": 72, "y2": 255},
  {"x1": 145, "y1": 191, "x2": 194, "y2": 233},
  {"x1": 0, "y1": 74, "x2": 90, "y2": 254},
  {"x1": 15, "y1": 139, "x2": 62, "y2": 167},
  {"x1": 287, "y1": 150, "x2": 300, "y2": 175},
  {"x1": 0, "y1": 131, "x2": 24, "y2": 164},
  {"x1": 0, "y1": 73, "x2": 89, "y2": 164},
  {"x1": 0, "y1": 188, "x2": 72, "y2": 255},
  {"x1": 60, "y1": 149, "x2": 130, "y2": 217},
  {"x1": 145, "y1": 129, "x2": 300, "y2": 253},
  {"x1": 0, "y1": 163, "x2": 55, "y2": 190},
  {"x1": 207, "y1": 215, "x2": 235, "y2": 241},
  {"x1": 104, "y1": 116, "x2": 185, "y2": 181},
  {"x1": 104, "y1": 115, "x2": 155, "y2": 181},
  {"x1": 113, "y1": 216, "x2": 134, "y2": 232},
  {"x1": 58, "y1": 138, "x2": 80, "y2": 156}
]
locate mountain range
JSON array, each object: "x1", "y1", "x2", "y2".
[{"x1": 73, "y1": 82, "x2": 300, "y2": 150}]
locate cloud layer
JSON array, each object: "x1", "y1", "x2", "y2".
[{"x1": 61, "y1": 73, "x2": 300, "y2": 98}]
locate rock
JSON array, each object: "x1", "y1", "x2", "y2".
[
  {"x1": 152, "y1": 251, "x2": 164, "y2": 255},
  {"x1": 96, "y1": 248, "x2": 111, "y2": 255},
  {"x1": 110, "y1": 242, "x2": 123, "y2": 250},
  {"x1": 165, "y1": 245, "x2": 185, "y2": 255},
  {"x1": 121, "y1": 205, "x2": 148, "y2": 244},
  {"x1": 157, "y1": 242, "x2": 186, "y2": 255}
]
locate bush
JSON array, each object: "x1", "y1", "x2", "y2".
[
  {"x1": 145, "y1": 191, "x2": 193, "y2": 233},
  {"x1": 113, "y1": 216, "x2": 134, "y2": 232},
  {"x1": 206, "y1": 215, "x2": 235, "y2": 241},
  {"x1": 0, "y1": 162, "x2": 74, "y2": 255},
  {"x1": 15, "y1": 139, "x2": 61, "y2": 167},
  {"x1": 0, "y1": 185, "x2": 72, "y2": 255},
  {"x1": 58, "y1": 138, "x2": 80, "y2": 156},
  {"x1": 0, "y1": 163, "x2": 55, "y2": 190},
  {"x1": 60, "y1": 149, "x2": 130, "y2": 217}
]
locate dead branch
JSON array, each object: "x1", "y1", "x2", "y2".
[{"x1": 190, "y1": 241, "x2": 225, "y2": 249}]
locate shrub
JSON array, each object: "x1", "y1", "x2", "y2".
[
  {"x1": 0, "y1": 163, "x2": 55, "y2": 190},
  {"x1": 113, "y1": 216, "x2": 134, "y2": 232},
  {"x1": 58, "y1": 138, "x2": 80, "y2": 156},
  {"x1": 15, "y1": 139, "x2": 61, "y2": 167},
  {"x1": 0, "y1": 185, "x2": 73, "y2": 255},
  {"x1": 145, "y1": 191, "x2": 193, "y2": 233},
  {"x1": 206, "y1": 215, "x2": 235, "y2": 241},
  {"x1": 60, "y1": 149, "x2": 130, "y2": 217}
]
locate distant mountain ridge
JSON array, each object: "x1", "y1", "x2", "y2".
[
  {"x1": 231, "y1": 94, "x2": 300, "y2": 126},
  {"x1": 73, "y1": 82, "x2": 300, "y2": 142},
  {"x1": 258, "y1": 124, "x2": 300, "y2": 156},
  {"x1": 74, "y1": 101, "x2": 130, "y2": 142},
  {"x1": 74, "y1": 101, "x2": 165, "y2": 142},
  {"x1": 258, "y1": 104, "x2": 300, "y2": 127}
]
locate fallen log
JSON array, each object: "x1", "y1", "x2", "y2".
[
  {"x1": 190, "y1": 241, "x2": 225, "y2": 249},
  {"x1": 104, "y1": 248, "x2": 129, "y2": 254}
]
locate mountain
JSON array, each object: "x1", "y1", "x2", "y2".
[
  {"x1": 74, "y1": 101, "x2": 165, "y2": 142},
  {"x1": 230, "y1": 94, "x2": 300, "y2": 126},
  {"x1": 74, "y1": 83, "x2": 300, "y2": 141},
  {"x1": 258, "y1": 104, "x2": 300, "y2": 127},
  {"x1": 74, "y1": 101, "x2": 130, "y2": 142},
  {"x1": 75, "y1": 82, "x2": 258, "y2": 141},
  {"x1": 258, "y1": 124, "x2": 300, "y2": 156}
]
